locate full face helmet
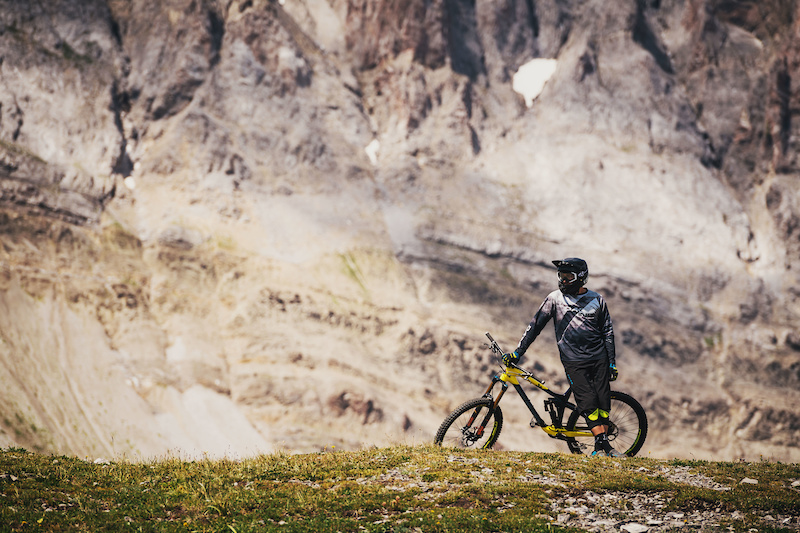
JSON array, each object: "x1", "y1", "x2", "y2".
[{"x1": 552, "y1": 257, "x2": 588, "y2": 295}]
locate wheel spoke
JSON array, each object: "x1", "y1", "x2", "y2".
[
  {"x1": 435, "y1": 398, "x2": 503, "y2": 449},
  {"x1": 565, "y1": 391, "x2": 648, "y2": 456}
]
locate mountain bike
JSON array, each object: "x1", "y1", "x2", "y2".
[{"x1": 434, "y1": 332, "x2": 648, "y2": 456}]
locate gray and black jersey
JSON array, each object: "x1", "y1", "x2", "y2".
[{"x1": 515, "y1": 289, "x2": 616, "y2": 365}]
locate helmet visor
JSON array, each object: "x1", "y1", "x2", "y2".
[{"x1": 558, "y1": 271, "x2": 577, "y2": 283}]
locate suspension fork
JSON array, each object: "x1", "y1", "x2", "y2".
[
  {"x1": 481, "y1": 375, "x2": 509, "y2": 409},
  {"x1": 465, "y1": 377, "x2": 508, "y2": 437}
]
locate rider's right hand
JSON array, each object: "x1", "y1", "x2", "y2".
[{"x1": 502, "y1": 351, "x2": 519, "y2": 366}]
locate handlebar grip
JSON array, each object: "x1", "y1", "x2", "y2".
[{"x1": 485, "y1": 332, "x2": 495, "y2": 342}]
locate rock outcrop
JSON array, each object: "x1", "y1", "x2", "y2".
[{"x1": 0, "y1": 0, "x2": 799, "y2": 461}]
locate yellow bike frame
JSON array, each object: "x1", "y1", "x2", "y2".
[{"x1": 482, "y1": 350, "x2": 594, "y2": 441}]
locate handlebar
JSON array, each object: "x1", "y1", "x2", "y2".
[
  {"x1": 485, "y1": 331, "x2": 545, "y2": 384},
  {"x1": 485, "y1": 331, "x2": 512, "y2": 365},
  {"x1": 485, "y1": 332, "x2": 502, "y2": 354}
]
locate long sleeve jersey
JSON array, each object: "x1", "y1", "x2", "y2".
[{"x1": 515, "y1": 289, "x2": 616, "y2": 365}]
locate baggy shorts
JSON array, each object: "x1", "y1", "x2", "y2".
[{"x1": 562, "y1": 357, "x2": 611, "y2": 429}]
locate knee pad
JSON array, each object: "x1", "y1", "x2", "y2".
[{"x1": 586, "y1": 408, "x2": 610, "y2": 428}]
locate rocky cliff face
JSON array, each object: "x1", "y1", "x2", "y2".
[{"x1": 1, "y1": 0, "x2": 799, "y2": 461}]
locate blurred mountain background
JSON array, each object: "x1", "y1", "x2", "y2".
[{"x1": 1, "y1": 0, "x2": 799, "y2": 461}]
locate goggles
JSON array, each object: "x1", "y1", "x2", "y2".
[{"x1": 558, "y1": 271, "x2": 577, "y2": 283}]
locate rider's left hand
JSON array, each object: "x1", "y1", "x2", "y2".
[
  {"x1": 502, "y1": 351, "x2": 519, "y2": 366},
  {"x1": 609, "y1": 363, "x2": 618, "y2": 381}
]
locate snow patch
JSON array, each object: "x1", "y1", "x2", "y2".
[
  {"x1": 512, "y1": 59, "x2": 557, "y2": 107},
  {"x1": 365, "y1": 139, "x2": 380, "y2": 165}
]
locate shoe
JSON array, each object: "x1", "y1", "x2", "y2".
[{"x1": 590, "y1": 448, "x2": 626, "y2": 457}]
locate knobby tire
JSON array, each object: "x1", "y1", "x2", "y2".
[
  {"x1": 565, "y1": 391, "x2": 648, "y2": 456},
  {"x1": 434, "y1": 397, "x2": 503, "y2": 449}
]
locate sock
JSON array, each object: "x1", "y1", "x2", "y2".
[{"x1": 594, "y1": 433, "x2": 609, "y2": 452}]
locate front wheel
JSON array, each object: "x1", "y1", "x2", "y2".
[
  {"x1": 434, "y1": 397, "x2": 503, "y2": 449},
  {"x1": 565, "y1": 391, "x2": 648, "y2": 456}
]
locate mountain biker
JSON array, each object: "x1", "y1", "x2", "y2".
[{"x1": 503, "y1": 257, "x2": 624, "y2": 457}]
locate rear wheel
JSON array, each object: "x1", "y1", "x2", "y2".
[
  {"x1": 434, "y1": 397, "x2": 503, "y2": 449},
  {"x1": 565, "y1": 391, "x2": 648, "y2": 456}
]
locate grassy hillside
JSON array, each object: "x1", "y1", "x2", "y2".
[{"x1": 0, "y1": 445, "x2": 798, "y2": 532}]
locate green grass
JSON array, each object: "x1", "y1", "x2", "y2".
[
  {"x1": 0, "y1": 445, "x2": 797, "y2": 532},
  {"x1": 0, "y1": 139, "x2": 47, "y2": 164},
  {"x1": 339, "y1": 252, "x2": 369, "y2": 296}
]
